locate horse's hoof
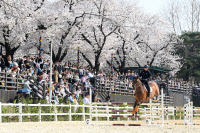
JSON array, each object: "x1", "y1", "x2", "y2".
[{"x1": 132, "y1": 114, "x2": 135, "y2": 117}]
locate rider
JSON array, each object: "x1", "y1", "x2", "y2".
[{"x1": 139, "y1": 65, "x2": 152, "y2": 97}]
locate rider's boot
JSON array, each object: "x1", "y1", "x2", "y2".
[{"x1": 147, "y1": 90, "x2": 150, "y2": 97}]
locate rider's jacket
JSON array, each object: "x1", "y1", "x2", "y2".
[{"x1": 139, "y1": 70, "x2": 151, "y2": 81}]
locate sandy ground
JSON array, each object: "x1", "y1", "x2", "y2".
[{"x1": 0, "y1": 121, "x2": 200, "y2": 133}]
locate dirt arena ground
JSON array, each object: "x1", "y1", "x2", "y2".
[{"x1": 0, "y1": 121, "x2": 200, "y2": 133}]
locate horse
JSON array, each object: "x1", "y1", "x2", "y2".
[{"x1": 132, "y1": 76, "x2": 160, "y2": 116}]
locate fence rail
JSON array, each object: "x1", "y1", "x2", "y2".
[
  {"x1": 0, "y1": 102, "x2": 199, "y2": 123},
  {"x1": 0, "y1": 71, "x2": 28, "y2": 90}
]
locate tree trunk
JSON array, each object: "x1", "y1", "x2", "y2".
[
  {"x1": 95, "y1": 56, "x2": 100, "y2": 72},
  {"x1": 185, "y1": 64, "x2": 190, "y2": 81}
]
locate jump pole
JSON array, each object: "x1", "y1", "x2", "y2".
[
  {"x1": 87, "y1": 87, "x2": 165, "y2": 127},
  {"x1": 91, "y1": 123, "x2": 161, "y2": 127}
]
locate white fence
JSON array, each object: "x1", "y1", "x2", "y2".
[
  {"x1": 0, "y1": 103, "x2": 90, "y2": 123},
  {"x1": 0, "y1": 102, "x2": 199, "y2": 123}
]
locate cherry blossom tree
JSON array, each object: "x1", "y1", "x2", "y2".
[{"x1": 0, "y1": 0, "x2": 47, "y2": 59}]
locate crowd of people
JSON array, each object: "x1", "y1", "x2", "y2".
[
  {"x1": 1, "y1": 54, "x2": 194, "y2": 105},
  {"x1": 0, "y1": 55, "x2": 101, "y2": 104}
]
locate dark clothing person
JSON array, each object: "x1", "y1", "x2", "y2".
[
  {"x1": 14, "y1": 95, "x2": 21, "y2": 103},
  {"x1": 5, "y1": 59, "x2": 13, "y2": 69},
  {"x1": 58, "y1": 65, "x2": 63, "y2": 73},
  {"x1": 139, "y1": 70, "x2": 152, "y2": 97},
  {"x1": 24, "y1": 60, "x2": 31, "y2": 69},
  {"x1": 129, "y1": 75, "x2": 134, "y2": 81},
  {"x1": 139, "y1": 70, "x2": 151, "y2": 80},
  {"x1": 0, "y1": 57, "x2": 5, "y2": 70}
]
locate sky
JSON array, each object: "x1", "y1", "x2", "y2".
[
  {"x1": 48, "y1": 0, "x2": 167, "y2": 15},
  {"x1": 138, "y1": 0, "x2": 167, "y2": 15}
]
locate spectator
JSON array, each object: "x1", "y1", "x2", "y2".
[
  {"x1": 14, "y1": 92, "x2": 21, "y2": 103},
  {"x1": 0, "y1": 55, "x2": 5, "y2": 71},
  {"x1": 64, "y1": 62, "x2": 69, "y2": 71},
  {"x1": 24, "y1": 56, "x2": 31, "y2": 69},
  {"x1": 5, "y1": 55, "x2": 13, "y2": 70},
  {"x1": 69, "y1": 93, "x2": 77, "y2": 104},
  {"x1": 92, "y1": 92, "x2": 98, "y2": 102},
  {"x1": 43, "y1": 60, "x2": 50, "y2": 70},
  {"x1": 83, "y1": 94, "x2": 90, "y2": 104},
  {"x1": 71, "y1": 83, "x2": 77, "y2": 93},
  {"x1": 34, "y1": 57, "x2": 43, "y2": 69},
  {"x1": 64, "y1": 92, "x2": 70, "y2": 103},
  {"x1": 84, "y1": 78, "x2": 91, "y2": 91},
  {"x1": 20, "y1": 64, "x2": 25, "y2": 71},
  {"x1": 54, "y1": 69, "x2": 58, "y2": 83},
  {"x1": 81, "y1": 74, "x2": 86, "y2": 83},
  {"x1": 53, "y1": 92, "x2": 59, "y2": 104},
  {"x1": 64, "y1": 82, "x2": 70, "y2": 93},
  {"x1": 128, "y1": 71, "x2": 133, "y2": 81}
]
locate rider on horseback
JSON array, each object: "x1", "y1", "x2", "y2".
[{"x1": 139, "y1": 65, "x2": 152, "y2": 97}]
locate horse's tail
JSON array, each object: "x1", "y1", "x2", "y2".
[
  {"x1": 150, "y1": 81, "x2": 160, "y2": 102},
  {"x1": 149, "y1": 81, "x2": 160, "y2": 96}
]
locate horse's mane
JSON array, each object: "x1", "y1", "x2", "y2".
[{"x1": 134, "y1": 78, "x2": 145, "y2": 95}]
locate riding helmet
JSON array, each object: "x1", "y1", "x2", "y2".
[{"x1": 144, "y1": 65, "x2": 149, "y2": 68}]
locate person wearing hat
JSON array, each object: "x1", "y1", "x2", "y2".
[
  {"x1": 139, "y1": 65, "x2": 152, "y2": 97},
  {"x1": 20, "y1": 64, "x2": 25, "y2": 71},
  {"x1": 14, "y1": 92, "x2": 21, "y2": 103}
]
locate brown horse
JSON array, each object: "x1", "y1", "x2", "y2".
[{"x1": 132, "y1": 76, "x2": 160, "y2": 116}]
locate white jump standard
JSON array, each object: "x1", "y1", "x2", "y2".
[{"x1": 87, "y1": 87, "x2": 165, "y2": 127}]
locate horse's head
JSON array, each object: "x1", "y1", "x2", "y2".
[
  {"x1": 133, "y1": 75, "x2": 140, "y2": 84},
  {"x1": 133, "y1": 75, "x2": 141, "y2": 92}
]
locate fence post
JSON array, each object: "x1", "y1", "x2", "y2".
[
  {"x1": 83, "y1": 105, "x2": 85, "y2": 121},
  {"x1": 184, "y1": 105, "x2": 186, "y2": 124},
  {"x1": 0, "y1": 102, "x2": 2, "y2": 123},
  {"x1": 174, "y1": 106, "x2": 176, "y2": 121},
  {"x1": 166, "y1": 105, "x2": 168, "y2": 120},
  {"x1": 143, "y1": 107, "x2": 146, "y2": 122},
  {"x1": 89, "y1": 87, "x2": 92, "y2": 124},
  {"x1": 156, "y1": 106, "x2": 159, "y2": 121},
  {"x1": 193, "y1": 106, "x2": 195, "y2": 123},
  {"x1": 127, "y1": 106, "x2": 130, "y2": 121},
  {"x1": 54, "y1": 104, "x2": 57, "y2": 122},
  {"x1": 69, "y1": 104, "x2": 72, "y2": 121},
  {"x1": 190, "y1": 101, "x2": 193, "y2": 124},
  {"x1": 95, "y1": 105, "x2": 98, "y2": 121},
  {"x1": 106, "y1": 105, "x2": 109, "y2": 121},
  {"x1": 117, "y1": 105, "x2": 120, "y2": 121},
  {"x1": 150, "y1": 99, "x2": 152, "y2": 121},
  {"x1": 39, "y1": 103, "x2": 41, "y2": 122},
  {"x1": 19, "y1": 103, "x2": 22, "y2": 122}
]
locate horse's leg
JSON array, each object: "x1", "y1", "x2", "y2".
[
  {"x1": 132, "y1": 100, "x2": 137, "y2": 116},
  {"x1": 154, "y1": 86, "x2": 160, "y2": 102},
  {"x1": 135, "y1": 104, "x2": 140, "y2": 114}
]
